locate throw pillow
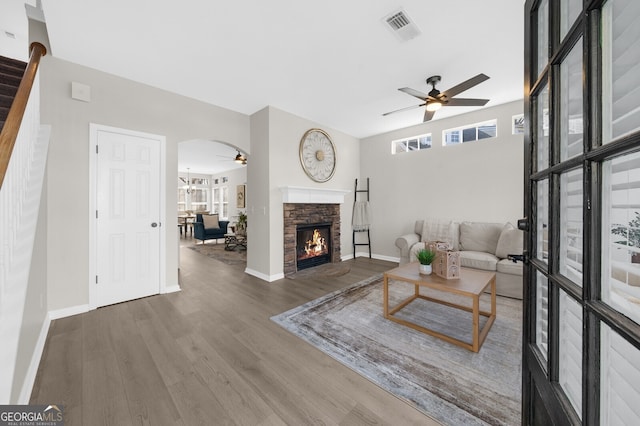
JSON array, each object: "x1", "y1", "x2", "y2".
[
  {"x1": 459, "y1": 222, "x2": 504, "y2": 254},
  {"x1": 421, "y1": 218, "x2": 455, "y2": 245},
  {"x1": 202, "y1": 214, "x2": 220, "y2": 230},
  {"x1": 495, "y1": 223, "x2": 524, "y2": 259}
]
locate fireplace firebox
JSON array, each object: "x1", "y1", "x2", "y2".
[{"x1": 296, "y1": 223, "x2": 331, "y2": 270}]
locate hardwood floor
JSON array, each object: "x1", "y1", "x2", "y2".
[{"x1": 31, "y1": 241, "x2": 439, "y2": 425}]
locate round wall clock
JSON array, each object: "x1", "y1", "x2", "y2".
[{"x1": 299, "y1": 128, "x2": 336, "y2": 183}]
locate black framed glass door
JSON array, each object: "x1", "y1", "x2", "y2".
[{"x1": 523, "y1": 0, "x2": 640, "y2": 424}]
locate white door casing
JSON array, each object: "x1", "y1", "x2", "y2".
[{"x1": 89, "y1": 124, "x2": 166, "y2": 308}]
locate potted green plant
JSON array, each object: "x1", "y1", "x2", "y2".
[
  {"x1": 416, "y1": 248, "x2": 436, "y2": 275},
  {"x1": 611, "y1": 211, "x2": 640, "y2": 264},
  {"x1": 236, "y1": 211, "x2": 247, "y2": 236}
]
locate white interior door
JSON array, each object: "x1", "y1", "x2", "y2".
[{"x1": 94, "y1": 126, "x2": 162, "y2": 307}]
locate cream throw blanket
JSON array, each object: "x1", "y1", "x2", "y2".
[{"x1": 352, "y1": 201, "x2": 371, "y2": 231}]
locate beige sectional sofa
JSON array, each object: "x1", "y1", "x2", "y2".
[{"x1": 395, "y1": 219, "x2": 524, "y2": 299}]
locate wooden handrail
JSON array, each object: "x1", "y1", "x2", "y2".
[{"x1": 0, "y1": 42, "x2": 47, "y2": 189}]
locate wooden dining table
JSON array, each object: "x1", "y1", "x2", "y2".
[{"x1": 178, "y1": 214, "x2": 196, "y2": 236}]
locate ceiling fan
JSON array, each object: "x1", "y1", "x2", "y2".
[
  {"x1": 216, "y1": 150, "x2": 247, "y2": 165},
  {"x1": 383, "y1": 73, "x2": 490, "y2": 122},
  {"x1": 233, "y1": 150, "x2": 247, "y2": 165}
]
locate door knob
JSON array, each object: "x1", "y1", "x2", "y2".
[
  {"x1": 151, "y1": 222, "x2": 158, "y2": 228},
  {"x1": 517, "y1": 218, "x2": 529, "y2": 231}
]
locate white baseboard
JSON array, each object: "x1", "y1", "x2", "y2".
[
  {"x1": 245, "y1": 268, "x2": 284, "y2": 282},
  {"x1": 49, "y1": 304, "x2": 90, "y2": 320},
  {"x1": 352, "y1": 252, "x2": 400, "y2": 263},
  {"x1": 18, "y1": 312, "x2": 51, "y2": 404},
  {"x1": 163, "y1": 284, "x2": 181, "y2": 294},
  {"x1": 372, "y1": 254, "x2": 400, "y2": 263}
]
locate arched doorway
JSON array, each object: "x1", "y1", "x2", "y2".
[{"x1": 177, "y1": 139, "x2": 248, "y2": 254}]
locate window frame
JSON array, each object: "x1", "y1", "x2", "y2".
[
  {"x1": 442, "y1": 119, "x2": 498, "y2": 146},
  {"x1": 391, "y1": 133, "x2": 432, "y2": 154}
]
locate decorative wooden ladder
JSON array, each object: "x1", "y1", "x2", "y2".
[{"x1": 352, "y1": 178, "x2": 371, "y2": 258}]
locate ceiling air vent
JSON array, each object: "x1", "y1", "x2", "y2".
[{"x1": 383, "y1": 9, "x2": 421, "y2": 42}]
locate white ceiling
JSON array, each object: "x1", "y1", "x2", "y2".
[
  {"x1": 179, "y1": 140, "x2": 245, "y2": 175},
  {"x1": 37, "y1": 0, "x2": 524, "y2": 172}
]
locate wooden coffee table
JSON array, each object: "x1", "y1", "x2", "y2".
[{"x1": 383, "y1": 263, "x2": 496, "y2": 352}]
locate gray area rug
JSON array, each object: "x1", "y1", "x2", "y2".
[
  {"x1": 271, "y1": 274, "x2": 522, "y2": 425},
  {"x1": 187, "y1": 242, "x2": 246, "y2": 266}
]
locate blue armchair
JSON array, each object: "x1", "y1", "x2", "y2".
[{"x1": 193, "y1": 213, "x2": 229, "y2": 243}]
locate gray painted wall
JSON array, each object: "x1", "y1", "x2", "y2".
[
  {"x1": 39, "y1": 56, "x2": 250, "y2": 311},
  {"x1": 38, "y1": 54, "x2": 522, "y2": 306},
  {"x1": 247, "y1": 106, "x2": 361, "y2": 280},
  {"x1": 247, "y1": 107, "x2": 270, "y2": 276},
  {"x1": 360, "y1": 100, "x2": 524, "y2": 261}
]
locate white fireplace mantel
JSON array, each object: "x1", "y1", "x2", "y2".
[{"x1": 280, "y1": 186, "x2": 350, "y2": 204}]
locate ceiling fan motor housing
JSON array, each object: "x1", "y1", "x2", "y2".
[
  {"x1": 426, "y1": 75, "x2": 441, "y2": 87},
  {"x1": 427, "y1": 75, "x2": 442, "y2": 100}
]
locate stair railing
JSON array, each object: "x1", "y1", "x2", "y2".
[{"x1": 0, "y1": 42, "x2": 46, "y2": 189}]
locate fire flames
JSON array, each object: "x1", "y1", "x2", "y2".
[{"x1": 303, "y1": 229, "x2": 328, "y2": 257}]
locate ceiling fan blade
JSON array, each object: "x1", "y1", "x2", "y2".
[
  {"x1": 440, "y1": 73, "x2": 490, "y2": 99},
  {"x1": 398, "y1": 87, "x2": 428, "y2": 100},
  {"x1": 445, "y1": 98, "x2": 490, "y2": 107},
  {"x1": 423, "y1": 109, "x2": 436, "y2": 122},
  {"x1": 382, "y1": 103, "x2": 426, "y2": 116}
]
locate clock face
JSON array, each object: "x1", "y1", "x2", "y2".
[{"x1": 299, "y1": 129, "x2": 336, "y2": 183}]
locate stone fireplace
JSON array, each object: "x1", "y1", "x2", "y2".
[
  {"x1": 281, "y1": 186, "x2": 349, "y2": 276},
  {"x1": 283, "y1": 203, "x2": 340, "y2": 275}
]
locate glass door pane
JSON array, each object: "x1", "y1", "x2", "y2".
[
  {"x1": 560, "y1": 169, "x2": 583, "y2": 286},
  {"x1": 177, "y1": 188, "x2": 186, "y2": 213},
  {"x1": 560, "y1": 40, "x2": 584, "y2": 161},
  {"x1": 602, "y1": 151, "x2": 640, "y2": 324},
  {"x1": 191, "y1": 188, "x2": 209, "y2": 212},
  {"x1": 537, "y1": 84, "x2": 550, "y2": 171},
  {"x1": 537, "y1": 179, "x2": 550, "y2": 263},
  {"x1": 601, "y1": 324, "x2": 640, "y2": 425},
  {"x1": 537, "y1": 0, "x2": 550, "y2": 78},
  {"x1": 536, "y1": 271, "x2": 549, "y2": 360},
  {"x1": 212, "y1": 187, "x2": 220, "y2": 214},
  {"x1": 222, "y1": 186, "x2": 229, "y2": 218},
  {"x1": 602, "y1": 0, "x2": 640, "y2": 143},
  {"x1": 560, "y1": 0, "x2": 582, "y2": 41},
  {"x1": 559, "y1": 290, "x2": 583, "y2": 419}
]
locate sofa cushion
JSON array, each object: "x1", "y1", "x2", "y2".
[
  {"x1": 497, "y1": 258, "x2": 523, "y2": 276},
  {"x1": 459, "y1": 222, "x2": 504, "y2": 254},
  {"x1": 421, "y1": 218, "x2": 457, "y2": 247},
  {"x1": 495, "y1": 223, "x2": 524, "y2": 259},
  {"x1": 459, "y1": 251, "x2": 498, "y2": 272},
  {"x1": 202, "y1": 214, "x2": 220, "y2": 230}
]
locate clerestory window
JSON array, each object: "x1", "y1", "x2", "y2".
[
  {"x1": 443, "y1": 119, "x2": 497, "y2": 146},
  {"x1": 391, "y1": 133, "x2": 432, "y2": 154}
]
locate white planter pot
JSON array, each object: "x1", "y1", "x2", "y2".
[{"x1": 419, "y1": 264, "x2": 432, "y2": 275}]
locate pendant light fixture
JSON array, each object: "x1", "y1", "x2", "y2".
[{"x1": 185, "y1": 168, "x2": 193, "y2": 194}]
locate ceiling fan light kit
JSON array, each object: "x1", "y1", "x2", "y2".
[
  {"x1": 384, "y1": 73, "x2": 490, "y2": 122},
  {"x1": 234, "y1": 150, "x2": 247, "y2": 165},
  {"x1": 426, "y1": 101, "x2": 442, "y2": 112}
]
